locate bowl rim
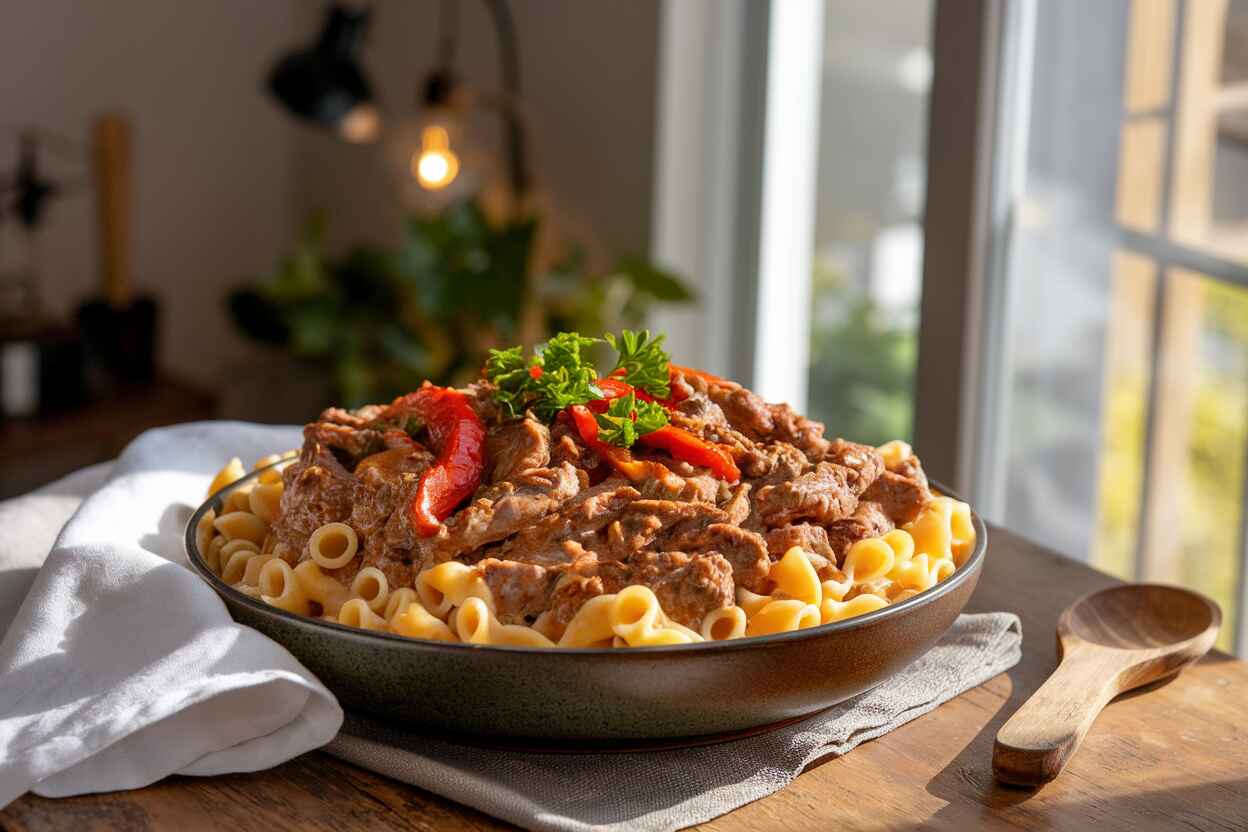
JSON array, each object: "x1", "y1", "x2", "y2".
[{"x1": 185, "y1": 464, "x2": 987, "y2": 656}]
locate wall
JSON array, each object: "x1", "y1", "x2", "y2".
[
  {"x1": 0, "y1": 1, "x2": 299, "y2": 395},
  {"x1": 292, "y1": 0, "x2": 660, "y2": 260}
]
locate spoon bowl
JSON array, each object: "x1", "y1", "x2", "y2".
[
  {"x1": 994, "y1": 583, "x2": 1220, "y2": 787},
  {"x1": 1062, "y1": 584, "x2": 1219, "y2": 651}
]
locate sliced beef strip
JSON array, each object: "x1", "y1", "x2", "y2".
[
  {"x1": 478, "y1": 558, "x2": 563, "y2": 624},
  {"x1": 823, "y1": 438, "x2": 885, "y2": 495},
  {"x1": 303, "y1": 420, "x2": 387, "y2": 467},
  {"x1": 753, "y1": 461, "x2": 858, "y2": 529},
  {"x1": 631, "y1": 464, "x2": 700, "y2": 501},
  {"x1": 340, "y1": 445, "x2": 436, "y2": 585},
  {"x1": 739, "y1": 441, "x2": 809, "y2": 484},
  {"x1": 463, "y1": 380, "x2": 502, "y2": 424},
  {"x1": 766, "y1": 402, "x2": 831, "y2": 461},
  {"x1": 603, "y1": 513, "x2": 663, "y2": 561},
  {"x1": 709, "y1": 386, "x2": 775, "y2": 439},
  {"x1": 615, "y1": 551, "x2": 735, "y2": 627},
  {"x1": 489, "y1": 481, "x2": 642, "y2": 566},
  {"x1": 319, "y1": 404, "x2": 386, "y2": 428},
  {"x1": 550, "y1": 419, "x2": 611, "y2": 478},
  {"x1": 766, "y1": 523, "x2": 836, "y2": 561},
  {"x1": 630, "y1": 465, "x2": 721, "y2": 504},
  {"x1": 543, "y1": 550, "x2": 735, "y2": 632},
  {"x1": 345, "y1": 467, "x2": 420, "y2": 586},
  {"x1": 861, "y1": 469, "x2": 931, "y2": 525},
  {"x1": 603, "y1": 499, "x2": 728, "y2": 560},
  {"x1": 273, "y1": 444, "x2": 357, "y2": 558},
  {"x1": 669, "y1": 522, "x2": 771, "y2": 593},
  {"x1": 485, "y1": 416, "x2": 551, "y2": 483},
  {"x1": 674, "y1": 392, "x2": 729, "y2": 428},
  {"x1": 887, "y1": 451, "x2": 930, "y2": 489},
  {"x1": 686, "y1": 379, "x2": 829, "y2": 462},
  {"x1": 721, "y1": 482, "x2": 753, "y2": 526},
  {"x1": 825, "y1": 500, "x2": 894, "y2": 560},
  {"x1": 412, "y1": 463, "x2": 583, "y2": 567}
]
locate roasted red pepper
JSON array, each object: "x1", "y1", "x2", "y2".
[
  {"x1": 383, "y1": 384, "x2": 486, "y2": 537},
  {"x1": 586, "y1": 376, "x2": 660, "y2": 412},
  {"x1": 568, "y1": 404, "x2": 666, "y2": 482},
  {"x1": 637, "y1": 424, "x2": 741, "y2": 483}
]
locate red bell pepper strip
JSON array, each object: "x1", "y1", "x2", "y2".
[
  {"x1": 568, "y1": 404, "x2": 666, "y2": 483},
  {"x1": 585, "y1": 376, "x2": 663, "y2": 412},
  {"x1": 383, "y1": 384, "x2": 486, "y2": 537},
  {"x1": 637, "y1": 424, "x2": 741, "y2": 483}
]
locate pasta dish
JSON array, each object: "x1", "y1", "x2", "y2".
[{"x1": 196, "y1": 330, "x2": 975, "y2": 648}]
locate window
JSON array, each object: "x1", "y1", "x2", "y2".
[
  {"x1": 979, "y1": 0, "x2": 1248, "y2": 652},
  {"x1": 806, "y1": 0, "x2": 932, "y2": 446}
]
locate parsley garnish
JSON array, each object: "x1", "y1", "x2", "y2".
[
  {"x1": 483, "y1": 329, "x2": 675, "y2": 425},
  {"x1": 484, "y1": 333, "x2": 604, "y2": 420},
  {"x1": 595, "y1": 390, "x2": 670, "y2": 447},
  {"x1": 606, "y1": 329, "x2": 671, "y2": 399},
  {"x1": 484, "y1": 346, "x2": 532, "y2": 419}
]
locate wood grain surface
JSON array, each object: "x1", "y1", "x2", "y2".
[{"x1": 4, "y1": 527, "x2": 1246, "y2": 831}]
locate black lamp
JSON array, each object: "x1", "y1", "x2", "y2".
[{"x1": 267, "y1": 4, "x2": 380, "y2": 143}]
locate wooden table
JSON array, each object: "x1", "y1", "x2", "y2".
[{"x1": 4, "y1": 527, "x2": 1247, "y2": 830}]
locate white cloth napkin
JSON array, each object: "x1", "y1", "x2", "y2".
[
  {"x1": 0, "y1": 422, "x2": 1022, "y2": 832},
  {"x1": 0, "y1": 422, "x2": 341, "y2": 807}
]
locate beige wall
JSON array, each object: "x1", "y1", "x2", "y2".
[{"x1": 1, "y1": 1, "x2": 299, "y2": 391}]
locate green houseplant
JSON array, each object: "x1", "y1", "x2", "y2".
[{"x1": 229, "y1": 199, "x2": 693, "y2": 406}]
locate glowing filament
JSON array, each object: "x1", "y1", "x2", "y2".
[{"x1": 412, "y1": 125, "x2": 460, "y2": 190}]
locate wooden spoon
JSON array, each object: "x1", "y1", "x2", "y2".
[{"x1": 993, "y1": 583, "x2": 1220, "y2": 786}]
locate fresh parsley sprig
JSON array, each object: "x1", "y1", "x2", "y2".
[
  {"x1": 606, "y1": 329, "x2": 671, "y2": 399},
  {"x1": 595, "y1": 390, "x2": 670, "y2": 447},
  {"x1": 483, "y1": 329, "x2": 674, "y2": 425},
  {"x1": 484, "y1": 345, "x2": 532, "y2": 419},
  {"x1": 484, "y1": 333, "x2": 604, "y2": 419}
]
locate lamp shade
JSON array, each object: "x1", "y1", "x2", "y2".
[{"x1": 267, "y1": 4, "x2": 379, "y2": 142}]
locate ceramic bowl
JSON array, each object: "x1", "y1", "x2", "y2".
[{"x1": 186, "y1": 469, "x2": 987, "y2": 743}]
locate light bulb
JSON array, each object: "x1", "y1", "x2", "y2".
[{"x1": 411, "y1": 125, "x2": 460, "y2": 190}]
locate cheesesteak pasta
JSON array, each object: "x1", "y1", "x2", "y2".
[{"x1": 197, "y1": 330, "x2": 976, "y2": 647}]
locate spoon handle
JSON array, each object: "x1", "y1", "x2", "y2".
[{"x1": 992, "y1": 648, "x2": 1122, "y2": 786}]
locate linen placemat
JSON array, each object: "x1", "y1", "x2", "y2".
[{"x1": 326, "y1": 611, "x2": 1021, "y2": 832}]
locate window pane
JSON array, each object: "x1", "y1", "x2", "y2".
[
  {"x1": 806, "y1": 0, "x2": 931, "y2": 445},
  {"x1": 1091, "y1": 251, "x2": 1157, "y2": 580},
  {"x1": 1147, "y1": 271, "x2": 1247, "y2": 651},
  {"x1": 991, "y1": 0, "x2": 1248, "y2": 651},
  {"x1": 994, "y1": 0, "x2": 1130, "y2": 561}
]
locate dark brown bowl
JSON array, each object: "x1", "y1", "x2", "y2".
[{"x1": 186, "y1": 469, "x2": 987, "y2": 743}]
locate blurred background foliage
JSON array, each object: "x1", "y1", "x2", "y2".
[
  {"x1": 806, "y1": 257, "x2": 916, "y2": 446},
  {"x1": 228, "y1": 199, "x2": 693, "y2": 406}
]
